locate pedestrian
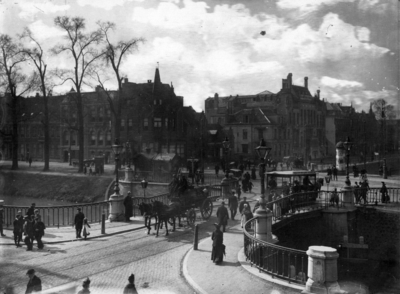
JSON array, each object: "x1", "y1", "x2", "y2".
[
  {"x1": 236, "y1": 185, "x2": 241, "y2": 201},
  {"x1": 33, "y1": 216, "x2": 45, "y2": 249},
  {"x1": 216, "y1": 201, "x2": 229, "y2": 232},
  {"x1": 77, "y1": 278, "x2": 91, "y2": 294},
  {"x1": 23, "y1": 215, "x2": 35, "y2": 251},
  {"x1": 354, "y1": 182, "x2": 360, "y2": 204},
  {"x1": 13, "y1": 211, "x2": 24, "y2": 247},
  {"x1": 27, "y1": 203, "x2": 36, "y2": 219},
  {"x1": 332, "y1": 166, "x2": 338, "y2": 181},
  {"x1": 25, "y1": 269, "x2": 42, "y2": 294},
  {"x1": 0, "y1": 207, "x2": 5, "y2": 237},
  {"x1": 330, "y1": 188, "x2": 339, "y2": 207},
  {"x1": 241, "y1": 203, "x2": 253, "y2": 229},
  {"x1": 34, "y1": 209, "x2": 41, "y2": 221},
  {"x1": 82, "y1": 217, "x2": 91, "y2": 239},
  {"x1": 251, "y1": 165, "x2": 256, "y2": 180},
  {"x1": 74, "y1": 207, "x2": 85, "y2": 238},
  {"x1": 89, "y1": 165, "x2": 93, "y2": 176},
  {"x1": 123, "y1": 191, "x2": 133, "y2": 222},
  {"x1": 228, "y1": 193, "x2": 238, "y2": 220},
  {"x1": 380, "y1": 182, "x2": 389, "y2": 203},
  {"x1": 248, "y1": 181, "x2": 254, "y2": 193},
  {"x1": 238, "y1": 197, "x2": 250, "y2": 215},
  {"x1": 215, "y1": 164, "x2": 220, "y2": 177},
  {"x1": 327, "y1": 167, "x2": 332, "y2": 180},
  {"x1": 123, "y1": 274, "x2": 139, "y2": 294},
  {"x1": 28, "y1": 157, "x2": 32, "y2": 167},
  {"x1": 211, "y1": 223, "x2": 225, "y2": 265}
]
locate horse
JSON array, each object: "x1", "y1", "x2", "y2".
[
  {"x1": 152, "y1": 200, "x2": 182, "y2": 237},
  {"x1": 138, "y1": 202, "x2": 158, "y2": 235}
]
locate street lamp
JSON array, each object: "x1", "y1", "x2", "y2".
[
  {"x1": 255, "y1": 138, "x2": 272, "y2": 196},
  {"x1": 125, "y1": 141, "x2": 131, "y2": 168},
  {"x1": 343, "y1": 136, "x2": 353, "y2": 186},
  {"x1": 141, "y1": 179, "x2": 148, "y2": 197},
  {"x1": 222, "y1": 137, "x2": 230, "y2": 174},
  {"x1": 111, "y1": 139, "x2": 123, "y2": 195}
]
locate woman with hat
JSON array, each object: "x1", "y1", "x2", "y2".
[
  {"x1": 211, "y1": 223, "x2": 225, "y2": 265},
  {"x1": 123, "y1": 274, "x2": 138, "y2": 294}
]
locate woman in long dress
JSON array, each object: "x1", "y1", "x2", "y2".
[
  {"x1": 82, "y1": 218, "x2": 91, "y2": 240},
  {"x1": 211, "y1": 223, "x2": 225, "y2": 265}
]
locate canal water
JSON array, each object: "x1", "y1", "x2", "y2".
[{"x1": 1, "y1": 194, "x2": 77, "y2": 207}]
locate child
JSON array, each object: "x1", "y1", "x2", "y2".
[{"x1": 82, "y1": 218, "x2": 91, "y2": 240}]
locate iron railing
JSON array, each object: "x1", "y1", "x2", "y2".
[
  {"x1": 353, "y1": 187, "x2": 400, "y2": 204},
  {"x1": 244, "y1": 217, "x2": 308, "y2": 284}
]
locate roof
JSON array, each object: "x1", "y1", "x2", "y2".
[
  {"x1": 257, "y1": 90, "x2": 274, "y2": 95},
  {"x1": 292, "y1": 85, "x2": 312, "y2": 97}
]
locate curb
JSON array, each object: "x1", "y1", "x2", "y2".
[
  {"x1": 182, "y1": 237, "x2": 209, "y2": 294},
  {"x1": 0, "y1": 225, "x2": 146, "y2": 246}
]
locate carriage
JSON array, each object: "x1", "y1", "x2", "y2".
[{"x1": 167, "y1": 175, "x2": 214, "y2": 226}]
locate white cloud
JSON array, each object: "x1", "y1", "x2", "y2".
[
  {"x1": 321, "y1": 76, "x2": 363, "y2": 88},
  {"x1": 28, "y1": 20, "x2": 66, "y2": 42},
  {"x1": 277, "y1": 0, "x2": 354, "y2": 13},
  {"x1": 18, "y1": 0, "x2": 70, "y2": 21},
  {"x1": 77, "y1": 0, "x2": 144, "y2": 11}
]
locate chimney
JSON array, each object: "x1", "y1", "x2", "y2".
[
  {"x1": 304, "y1": 77, "x2": 308, "y2": 88},
  {"x1": 317, "y1": 89, "x2": 320, "y2": 99},
  {"x1": 124, "y1": 78, "x2": 128, "y2": 83},
  {"x1": 95, "y1": 85, "x2": 101, "y2": 92},
  {"x1": 214, "y1": 93, "x2": 219, "y2": 109},
  {"x1": 148, "y1": 80, "x2": 152, "y2": 84},
  {"x1": 288, "y1": 73, "x2": 292, "y2": 88},
  {"x1": 35, "y1": 92, "x2": 39, "y2": 97}
]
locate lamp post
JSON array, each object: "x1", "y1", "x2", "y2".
[
  {"x1": 343, "y1": 137, "x2": 353, "y2": 186},
  {"x1": 222, "y1": 137, "x2": 230, "y2": 174},
  {"x1": 141, "y1": 179, "x2": 148, "y2": 198},
  {"x1": 109, "y1": 138, "x2": 124, "y2": 221},
  {"x1": 255, "y1": 138, "x2": 272, "y2": 202}
]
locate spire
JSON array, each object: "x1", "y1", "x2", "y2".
[{"x1": 154, "y1": 62, "x2": 161, "y2": 85}]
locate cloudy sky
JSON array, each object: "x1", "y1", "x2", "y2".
[{"x1": 1, "y1": 0, "x2": 398, "y2": 114}]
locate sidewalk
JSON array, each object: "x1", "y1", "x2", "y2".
[{"x1": 0, "y1": 216, "x2": 145, "y2": 246}]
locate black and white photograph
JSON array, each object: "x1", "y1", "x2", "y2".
[{"x1": 0, "y1": 0, "x2": 399, "y2": 293}]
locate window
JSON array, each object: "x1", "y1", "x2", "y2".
[
  {"x1": 143, "y1": 118, "x2": 148, "y2": 130},
  {"x1": 128, "y1": 119, "x2": 133, "y2": 129},
  {"x1": 242, "y1": 144, "x2": 248, "y2": 154},
  {"x1": 71, "y1": 132, "x2": 76, "y2": 145},
  {"x1": 98, "y1": 131, "x2": 104, "y2": 146},
  {"x1": 63, "y1": 131, "x2": 69, "y2": 145},
  {"x1": 106, "y1": 130, "x2": 111, "y2": 145},
  {"x1": 170, "y1": 144, "x2": 176, "y2": 154},
  {"x1": 154, "y1": 117, "x2": 161, "y2": 128},
  {"x1": 90, "y1": 131, "x2": 96, "y2": 145},
  {"x1": 26, "y1": 126, "x2": 30, "y2": 138},
  {"x1": 244, "y1": 115, "x2": 249, "y2": 123},
  {"x1": 121, "y1": 119, "x2": 125, "y2": 131},
  {"x1": 165, "y1": 118, "x2": 168, "y2": 128},
  {"x1": 177, "y1": 144, "x2": 184, "y2": 156},
  {"x1": 162, "y1": 144, "x2": 168, "y2": 153},
  {"x1": 258, "y1": 129, "x2": 263, "y2": 140},
  {"x1": 243, "y1": 129, "x2": 248, "y2": 140},
  {"x1": 99, "y1": 107, "x2": 104, "y2": 122},
  {"x1": 90, "y1": 106, "x2": 96, "y2": 122}
]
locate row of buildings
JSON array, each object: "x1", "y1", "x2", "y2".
[{"x1": 0, "y1": 69, "x2": 398, "y2": 169}]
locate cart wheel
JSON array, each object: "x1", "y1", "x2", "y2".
[
  {"x1": 187, "y1": 209, "x2": 196, "y2": 226},
  {"x1": 200, "y1": 198, "x2": 213, "y2": 220}
]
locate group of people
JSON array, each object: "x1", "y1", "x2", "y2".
[
  {"x1": 24, "y1": 269, "x2": 139, "y2": 294},
  {"x1": 10, "y1": 203, "x2": 46, "y2": 250},
  {"x1": 74, "y1": 207, "x2": 91, "y2": 239},
  {"x1": 326, "y1": 166, "x2": 338, "y2": 181}
]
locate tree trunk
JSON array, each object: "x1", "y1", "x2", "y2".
[
  {"x1": 11, "y1": 95, "x2": 19, "y2": 170},
  {"x1": 43, "y1": 94, "x2": 50, "y2": 171},
  {"x1": 77, "y1": 92, "x2": 84, "y2": 173}
]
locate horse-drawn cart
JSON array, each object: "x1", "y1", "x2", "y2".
[{"x1": 168, "y1": 176, "x2": 214, "y2": 226}]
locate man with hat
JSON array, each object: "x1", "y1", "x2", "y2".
[
  {"x1": 228, "y1": 192, "x2": 238, "y2": 220},
  {"x1": 26, "y1": 203, "x2": 36, "y2": 219},
  {"x1": 0, "y1": 206, "x2": 5, "y2": 237},
  {"x1": 74, "y1": 208, "x2": 85, "y2": 239},
  {"x1": 23, "y1": 215, "x2": 35, "y2": 251},
  {"x1": 123, "y1": 274, "x2": 139, "y2": 294},
  {"x1": 380, "y1": 182, "x2": 389, "y2": 203},
  {"x1": 123, "y1": 191, "x2": 133, "y2": 222},
  {"x1": 13, "y1": 210, "x2": 24, "y2": 247},
  {"x1": 216, "y1": 201, "x2": 229, "y2": 232},
  {"x1": 77, "y1": 278, "x2": 91, "y2": 294},
  {"x1": 33, "y1": 216, "x2": 46, "y2": 249},
  {"x1": 26, "y1": 269, "x2": 42, "y2": 293}
]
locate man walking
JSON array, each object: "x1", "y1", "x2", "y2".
[
  {"x1": 380, "y1": 182, "x2": 389, "y2": 203},
  {"x1": 26, "y1": 203, "x2": 36, "y2": 220},
  {"x1": 23, "y1": 216, "x2": 34, "y2": 251},
  {"x1": 332, "y1": 166, "x2": 338, "y2": 181},
  {"x1": 13, "y1": 211, "x2": 24, "y2": 247},
  {"x1": 123, "y1": 192, "x2": 133, "y2": 222},
  {"x1": 228, "y1": 193, "x2": 238, "y2": 220},
  {"x1": 74, "y1": 208, "x2": 85, "y2": 238},
  {"x1": 26, "y1": 269, "x2": 42, "y2": 293},
  {"x1": 216, "y1": 201, "x2": 229, "y2": 232},
  {"x1": 33, "y1": 216, "x2": 46, "y2": 249}
]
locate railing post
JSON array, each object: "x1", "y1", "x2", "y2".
[
  {"x1": 193, "y1": 224, "x2": 199, "y2": 250},
  {"x1": 101, "y1": 212, "x2": 106, "y2": 234}
]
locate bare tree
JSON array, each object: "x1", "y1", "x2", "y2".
[
  {"x1": 0, "y1": 34, "x2": 37, "y2": 170},
  {"x1": 96, "y1": 21, "x2": 144, "y2": 144},
  {"x1": 52, "y1": 16, "x2": 105, "y2": 172},
  {"x1": 372, "y1": 99, "x2": 396, "y2": 120},
  {"x1": 20, "y1": 28, "x2": 54, "y2": 171}
]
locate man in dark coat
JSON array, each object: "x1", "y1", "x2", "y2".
[
  {"x1": 77, "y1": 278, "x2": 91, "y2": 294},
  {"x1": 332, "y1": 166, "x2": 338, "y2": 181},
  {"x1": 23, "y1": 216, "x2": 35, "y2": 251},
  {"x1": 228, "y1": 193, "x2": 238, "y2": 220},
  {"x1": 13, "y1": 211, "x2": 24, "y2": 247},
  {"x1": 123, "y1": 192, "x2": 133, "y2": 222},
  {"x1": 216, "y1": 201, "x2": 229, "y2": 232},
  {"x1": 380, "y1": 182, "x2": 389, "y2": 203},
  {"x1": 123, "y1": 274, "x2": 139, "y2": 294},
  {"x1": 26, "y1": 269, "x2": 41, "y2": 293},
  {"x1": 26, "y1": 203, "x2": 36, "y2": 219},
  {"x1": 33, "y1": 217, "x2": 46, "y2": 249},
  {"x1": 74, "y1": 208, "x2": 85, "y2": 238},
  {"x1": 211, "y1": 223, "x2": 225, "y2": 265}
]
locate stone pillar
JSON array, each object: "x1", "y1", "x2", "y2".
[
  {"x1": 108, "y1": 193, "x2": 125, "y2": 222},
  {"x1": 124, "y1": 166, "x2": 134, "y2": 182},
  {"x1": 340, "y1": 185, "x2": 354, "y2": 208},
  {"x1": 253, "y1": 195, "x2": 278, "y2": 243},
  {"x1": 302, "y1": 246, "x2": 341, "y2": 294},
  {"x1": 220, "y1": 174, "x2": 231, "y2": 200}
]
